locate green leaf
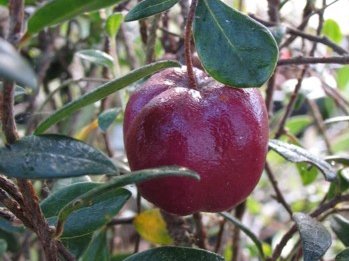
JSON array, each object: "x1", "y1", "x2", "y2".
[
  {"x1": 35, "y1": 60, "x2": 180, "y2": 134},
  {"x1": 0, "y1": 0, "x2": 8, "y2": 6},
  {"x1": 56, "y1": 167, "x2": 199, "y2": 233},
  {"x1": 98, "y1": 108, "x2": 121, "y2": 132},
  {"x1": 76, "y1": 50, "x2": 114, "y2": 68},
  {"x1": 336, "y1": 66, "x2": 349, "y2": 90},
  {"x1": 111, "y1": 253, "x2": 132, "y2": 261},
  {"x1": 322, "y1": 19, "x2": 343, "y2": 44},
  {"x1": 41, "y1": 182, "x2": 101, "y2": 217},
  {"x1": 124, "y1": 246, "x2": 224, "y2": 261},
  {"x1": 296, "y1": 162, "x2": 318, "y2": 186},
  {"x1": 268, "y1": 25, "x2": 287, "y2": 45},
  {"x1": 0, "y1": 38, "x2": 37, "y2": 88},
  {"x1": 336, "y1": 248, "x2": 349, "y2": 261},
  {"x1": 62, "y1": 233, "x2": 93, "y2": 258},
  {"x1": 331, "y1": 215, "x2": 349, "y2": 247},
  {"x1": 105, "y1": 12, "x2": 124, "y2": 38},
  {"x1": 0, "y1": 239, "x2": 7, "y2": 256},
  {"x1": 294, "y1": 213, "x2": 332, "y2": 261},
  {"x1": 327, "y1": 170, "x2": 349, "y2": 200},
  {"x1": 285, "y1": 115, "x2": 312, "y2": 135},
  {"x1": 53, "y1": 188, "x2": 131, "y2": 238},
  {"x1": 193, "y1": 0, "x2": 278, "y2": 87},
  {"x1": 125, "y1": 0, "x2": 179, "y2": 22},
  {"x1": 81, "y1": 229, "x2": 109, "y2": 261},
  {"x1": 268, "y1": 139, "x2": 337, "y2": 181},
  {"x1": 0, "y1": 217, "x2": 24, "y2": 234},
  {"x1": 27, "y1": 0, "x2": 125, "y2": 35},
  {"x1": 0, "y1": 135, "x2": 116, "y2": 179},
  {"x1": 0, "y1": 230, "x2": 19, "y2": 253},
  {"x1": 220, "y1": 212, "x2": 265, "y2": 259}
]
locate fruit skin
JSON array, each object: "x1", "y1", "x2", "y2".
[{"x1": 124, "y1": 67, "x2": 268, "y2": 216}]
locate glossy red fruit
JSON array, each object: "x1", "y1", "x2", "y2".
[{"x1": 124, "y1": 67, "x2": 268, "y2": 216}]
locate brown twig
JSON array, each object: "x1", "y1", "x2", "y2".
[
  {"x1": 184, "y1": 0, "x2": 198, "y2": 89},
  {"x1": 108, "y1": 216, "x2": 134, "y2": 226},
  {"x1": 232, "y1": 202, "x2": 246, "y2": 261},
  {"x1": 265, "y1": 162, "x2": 293, "y2": 218},
  {"x1": 278, "y1": 56, "x2": 349, "y2": 66},
  {"x1": 274, "y1": 67, "x2": 307, "y2": 138},
  {"x1": 193, "y1": 212, "x2": 206, "y2": 249},
  {"x1": 146, "y1": 14, "x2": 161, "y2": 64},
  {"x1": 0, "y1": 175, "x2": 23, "y2": 205},
  {"x1": 214, "y1": 218, "x2": 226, "y2": 253}
]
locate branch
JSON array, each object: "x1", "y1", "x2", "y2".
[{"x1": 278, "y1": 56, "x2": 349, "y2": 66}]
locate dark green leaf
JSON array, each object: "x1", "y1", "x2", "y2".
[
  {"x1": 327, "y1": 170, "x2": 349, "y2": 200},
  {"x1": 0, "y1": 217, "x2": 24, "y2": 234},
  {"x1": 98, "y1": 108, "x2": 121, "y2": 132},
  {"x1": 124, "y1": 246, "x2": 224, "y2": 261},
  {"x1": 35, "y1": 60, "x2": 180, "y2": 134},
  {"x1": 0, "y1": 230, "x2": 19, "y2": 253},
  {"x1": 220, "y1": 212, "x2": 264, "y2": 259},
  {"x1": 0, "y1": 239, "x2": 7, "y2": 256},
  {"x1": 294, "y1": 213, "x2": 332, "y2": 261},
  {"x1": 193, "y1": 0, "x2": 278, "y2": 87},
  {"x1": 0, "y1": 0, "x2": 8, "y2": 6},
  {"x1": 125, "y1": 0, "x2": 179, "y2": 22},
  {"x1": 76, "y1": 50, "x2": 114, "y2": 68},
  {"x1": 81, "y1": 229, "x2": 109, "y2": 261},
  {"x1": 336, "y1": 248, "x2": 349, "y2": 261},
  {"x1": 268, "y1": 139, "x2": 337, "y2": 181},
  {"x1": 54, "y1": 188, "x2": 131, "y2": 238},
  {"x1": 56, "y1": 167, "x2": 199, "y2": 231},
  {"x1": 331, "y1": 215, "x2": 349, "y2": 247},
  {"x1": 27, "y1": 0, "x2": 125, "y2": 35},
  {"x1": 322, "y1": 19, "x2": 343, "y2": 44},
  {"x1": 62, "y1": 233, "x2": 93, "y2": 258},
  {"x1": 105, "y1": 12, "x2": 124, "y2": 38},
  {"x1": 0, "y1": 38, "x2": 37, "y2": 88},
  {"x1": 41, "y1": 182, "x2": 101, "y2": 217},
  {"x1": 111, "y1": 253, "x2": 132, "y2": 261},
  {"x1": 0, "y1": 135, "x2": 116, "y2": 179}
]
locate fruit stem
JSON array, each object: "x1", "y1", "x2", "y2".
[{"x1": 184, "y1": 0, "x2": 198, "y2": 89}]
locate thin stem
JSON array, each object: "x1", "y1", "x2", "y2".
[
  {"x1": 232, "y1": 202, "x2": 246, "y2": 261},
  {"x1": 146, "y1": 14, "x2": 161, "y2": 64},
  {"x1": 214, "y1": 218, "x2": 226, "y2": 253},
  {"x1": 193, "y1": 212, "x2": 206, "y2": 249},
  {"x1": 274, "y1": 67, "x2": 307, "y2": 139},
  {"x1": 265, "y1": 162, "x2": 293, "y2": 218},
  {"x1": 278, "y1": 56, "x2": 349, "y2": 66},
  {"x1": 184, "y1": 0, "x2": 198, "y2": 89}
]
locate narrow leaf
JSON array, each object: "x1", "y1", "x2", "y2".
[
  {"x1": 193, "y1": 0, "x2": 278, "y2": 87},
  {"x1": 324, "y1": 116, "x2": 349, "y2": 125},
  {"x1": 81, "y1": 230, "x2": 109, "y2": 261},
  {"x1": 124, "y1": 246, "x2": 224, "y2": 261},
  {"x1": 0, "y1": 135, "x2": 116, "y2": 179},
  {"x1": 62, "y1": 234, "x2": 93, "y2": 258},
  {"x1": 56, "y1": 167, "x2": 199, "y2": 232},
  {"x1": 331, "y1": 215, "x2": 349, "y2": 247},
  {"x1": 27, "y1": 0, "x2": 125, "y2": 35},
  {"x1": 76, "y1": 50, "x2": 114, "y2": 68},
  {"x1": 0, "y1": 38, "x2": 37, "y2": 88},
  {"x1": 41, "y1": 182, "x2": 101, "y2": 218},
  {"x1": 133, "y1": 209, "x2": 173, "y2": 245},
  {"x1": 105, "y1": 12, "x2": 124, "y2": 38},
  {"x1": 98, "y1": 108, "x2": 121, "y2": 132},
  {"x1": 125, "y1": 0, "x2": 179, "y2": 22},
  {"x1": 294, "y1": 213, "x2": 332, "y2": 261},
  {"x1": 54, "y1": 188, "x2": 131, "y2": 238},
  {"x1": 35, "y1": 60, "x2": 180, "y2": 134},
  {"x1": 336, "y1": 248, "x2": 349, "y2": 261},
  {"x1": 268, "y1": 139, "x2": 337, "y2": 181},
  {"x1": 220, "y1": 212, "x2": 265, "y2": 259}
]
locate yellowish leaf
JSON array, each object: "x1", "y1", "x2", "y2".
[
  {"x1": 74, "y1": 119, "x2": 98, "y2": 141},
  {"x1": 133, "y1": 208, "x2": 173, "y2": 245}
]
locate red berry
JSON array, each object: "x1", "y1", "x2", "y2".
[{"x1": 124, "y1": 67, "x2": 268, "y2": 216}]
